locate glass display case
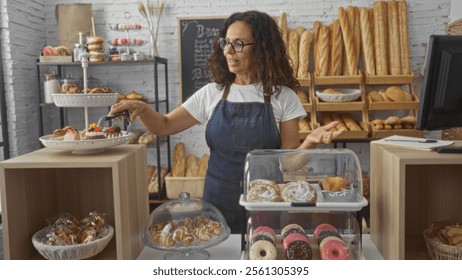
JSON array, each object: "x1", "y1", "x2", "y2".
[{"x1": 239, "y1": 149, "x2": 368, "y2": 260}]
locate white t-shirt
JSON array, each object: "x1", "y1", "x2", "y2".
[{"x1": 182, "y1": 83, "x2": 307, "y2": 128}]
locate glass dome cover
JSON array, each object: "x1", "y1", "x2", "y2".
[{"x1": 142, "y1": 192, "x2": 231, "y2": 254}]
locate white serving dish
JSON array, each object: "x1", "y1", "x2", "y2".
[
  {"x1": 51, "y1": 93, "x2": 118, "y2": 107},
  {"x1": 39, "y1": 131, "x2": 129, "y2": 154},
  {"x1": 316, "y1": 88, "x2": 361, "y2": 102},
  {"x1": 32, "y1": 225, "x2": 114, "y2": 260}
]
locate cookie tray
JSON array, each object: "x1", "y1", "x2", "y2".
[{"x1": 239, "y1": 183, "x2": 368, "y2": 212}]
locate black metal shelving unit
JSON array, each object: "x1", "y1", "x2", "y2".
[{"x1": 36, "y1": 57, "x2": 171, "y2": 201}]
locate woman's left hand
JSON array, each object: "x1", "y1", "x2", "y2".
[{"x1": 300, "y1": 121, "x2": 345, "y2": 149}]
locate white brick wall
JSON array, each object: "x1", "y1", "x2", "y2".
[{"x1": 1, "y1": 0, "x2": 452, "y2": 172}]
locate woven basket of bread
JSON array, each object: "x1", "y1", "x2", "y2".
[
  {"x1": 423, "y1": 228, "x2": 462, "y2": 260},
  {"x1": 446, "y1": 18, "x2": 462, "y2": 35}
]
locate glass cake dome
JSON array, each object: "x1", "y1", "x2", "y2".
[{"x1": 142, "y1": 192, "x2": 231, "y2": 260}]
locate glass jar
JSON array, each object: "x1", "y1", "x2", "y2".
[{"x1": 43, "y1": 71, "x2": 60, "y2": 104}]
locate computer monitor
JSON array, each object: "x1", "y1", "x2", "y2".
[{"x1": 417, "y1": 35, "x2": 462, "y2": 152}]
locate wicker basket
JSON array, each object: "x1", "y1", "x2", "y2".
[{"x1": 423, "y1": 228, "x2": 462, "y2": 260}]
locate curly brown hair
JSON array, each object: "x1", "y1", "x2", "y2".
[{"x1": 207, "y1": 10, "x2": 300, "y2": 96}]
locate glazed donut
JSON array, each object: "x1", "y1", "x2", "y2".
[
  {"x1": 313, "y1": 223, "x2": 338, "y2": 243},
  {"x1": 320, "y1": 239, "x2": 350, "y2": 260},
  {"x1": 246, "y1": 179, "x2": 281, "y2": 202},
  {"x1": 249, "y1": 240, "x2": 278, "y2": 260},
  {"x1": 281, "y1": 224, "x2": 305, "y2": 239},
  {"x1": 316, "y1": 229, "x2": 342, "y2": 245},
  {"x1": 286, "y1": 240, "x2": 313, "y2": 260},
  {"x1": 281, "y1": 181, "x2": 317, "y2": 203}
]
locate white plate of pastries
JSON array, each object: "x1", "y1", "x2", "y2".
[{"x1": 316, "y1": 88, "x2": 361, "y2": 102}]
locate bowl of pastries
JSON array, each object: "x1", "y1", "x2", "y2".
[
  {"x1": 31, "y1": 211, "x2": 114, "y2": 260},
  {"x1": 320, "y1": 176, "x2": 355, "y2": 202},
  {"x1": 316, "y1": 88, "x2": 361, "y2": 102},
  {"x1": 143, "y1": 192, "x2": 230, "y2": 260},
  {"x1": 423, "y1": 222, "x2": 462, "y2": 260}
]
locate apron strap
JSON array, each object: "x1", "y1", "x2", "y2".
[{"x1": 222, "y1": 84, "x2": 272, "y2": 103}]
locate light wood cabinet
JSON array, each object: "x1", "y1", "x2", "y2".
[
  {"x1": 0, "y1": 144, "x2": 149, "y2": 259},
  {"x1": 370, "y1": 141, "x2": 462, "y2": 259}
]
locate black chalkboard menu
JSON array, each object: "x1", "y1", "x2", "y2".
[{"x1": 178, "y1": 17, "x2": 227, "y2": 102}]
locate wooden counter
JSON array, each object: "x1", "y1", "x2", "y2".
[
  {"x1": 370, "y1": 141, "x2": 462, "y2": 259},
  {"x1": 0, "y1": 145, "x2": 149, "y2": 259}
]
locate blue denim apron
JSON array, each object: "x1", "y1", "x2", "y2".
[{"x1": 204, "y1": 85, "x2": 281, "y2": 233}]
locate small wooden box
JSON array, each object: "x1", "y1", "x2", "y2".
[
  {"x1": 0, "y1": 145, "x2": 149, "y2": 260},
  {"x1": 165, "y1": 174, "x2": 205, "y2": 199}
]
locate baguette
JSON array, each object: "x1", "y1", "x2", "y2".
[
  {"x1": 341, "y1": 113, "x2": 362, "y2": 131},
  {"x1": 330, "y1": 20, "x2": 343, "y2": 76},
  {"x1": 331, "y1": 112, "x2": 349, "y2": 131},
  {"x1": 373, "y1": 1, "x2": 389, "y2": 75},
  {"x1": 278, "y1": 12, "x2": 289, "y2": 50},
  {"x1": 185, "y1": 156, "x2": 200, "y2": 177},
  {"x1": 299, "y1": 118, "x2": 310, "y2": 131},
  {"x1": 198, "y1": 154, "x2": 209, "y2": 177},
  {"x1": 338, "y1": 7, "x2": 357, "y2": 75},
  {"x1": 288, "y1": 30, "x2": 300, "y2": 75},
  {"x1": 398, "y1": 0, "x2": 411, "y2": 74},
  {"x1": 298, "y1": 30, "x2": 312, "y2": 78},
  {"x1": 312, "y1": 21, "x2": 321, "y2": 75},
  {"x1": 388, "y1": 0, "x2": 402, "y2": 75},
  {"x1": 353, "y1": 7, "x2": 361, "y2": 71},
  {"x1": 360, "y1": 7, "x2": 376, "y2": 76},
  {"x1": 318, "y1": 25, "x2": 330, "y2": 76},
  {"x1": 295, "y1": 25, "x2": 306, "y2": 37}
]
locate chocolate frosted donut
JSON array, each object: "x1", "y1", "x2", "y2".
[
  {"x1": 252, "y1": 232, "x2": 275, "y2": 244},
  {"x1": 316, "y1": 229, "x2": 342, "y2": 245},
  {"x1": 286, "y1": 240, "x2": 313, "y2": 260}
]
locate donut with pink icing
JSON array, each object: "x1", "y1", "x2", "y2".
[
  {"x1": 252, "y1": 226, "x2": 276, "y2": 244},
  {"x1": 313, "y1": 223, "x2": 338, "y2": 243},
  {"x1": 320, "y1": 239, "x2": 350, "y2": 260}
]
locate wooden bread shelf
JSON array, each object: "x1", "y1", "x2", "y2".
[
  {"x1": 297, "y1": 76, "x2": 311, "y2": 87},
  {"x1": 314, "y1": 96, "x2": 365, "y2": 111},
  {"x1": 314, "y1": 74, "x2": 362, "y2": 85},
  {"x1": 336, "y1": 121, "x2": 370, "y2": 140},
  {"x1": 366, "y1": 93, "x2": 419, "y2": 110},
  {"x1": 364, "y1": 73, "x2": 414, "y2": 85},
  {"x1": 369, "y1": 125, "x2": 423, "y2": 139}
]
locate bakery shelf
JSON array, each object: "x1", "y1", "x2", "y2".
[
  {"x1": 297, "y1": 77, "x2": 311, "y2": 87},
  {"x1": 314, "y1": 96, "x2": 365, "y2": 111},
  {"x1": 369, "y1": 125, "x2": 423, "y2": 139},
  {"x1": 364, "y1": 73, "x2": 414, "y2": 85},
  {"x1": 313, "y1": 74, "x2": 362, "y2": 85},
  {"x1": 366, "y1": 94, "x2": 420, "y2": 110}
]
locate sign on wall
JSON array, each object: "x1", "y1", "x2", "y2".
[{"x1": 178, "y1": 17, "x2": 227, "y2": 102}]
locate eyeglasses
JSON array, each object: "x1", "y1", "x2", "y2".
[{"x1": 218, "y1": 38, "x2": 254, "y2": 53}]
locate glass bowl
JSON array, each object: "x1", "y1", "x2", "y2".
[{"x1": 142, "y1": 192, "x2": 230, "y2": 260}]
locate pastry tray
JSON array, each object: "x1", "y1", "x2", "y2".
[
  {"x1": 51, "y1": 93, "x2": 118, "y2": 107},
  {"x1": 239, "y1": 183, "x2": 368, "y2": 212},
  {"x1": 39, "y1": 132, "x2": 129, "y2": 154}
]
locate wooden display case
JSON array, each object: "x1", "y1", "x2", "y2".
[
  {"x1": 0, "y1": 144, "x2": 149, "y2": 260},
  {"x1": 370, "y1": 141, "x2": 462, "y2": 259}
]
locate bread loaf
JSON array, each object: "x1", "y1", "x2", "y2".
[
  {"x1": 295, "y1": 25, "x2": 306, "y2": 37},
  {"x1": 373, "y1": 1, "x2": 389, "y2": 75},
  {"x1": 296, "y1": 90, "x2": 308, "y2": 103},
  {"x1": 398, "y1": 0, "x2": 411, "y2": 74},
  {"x1": 298, "y1": 30, "x2": 312, "y2": 78},
  {"x1": 353, "y1": 7, "x2": 361, "y2": 70},
  {"x1": 331, "y1": 112, "x2": 349, "y2": 131},
  {"x1": 278, "y1": 12, "x2": 289, "y2": 49},
  {"x1": 299, "y1": 118, "x2": 310, "y2": 132},
  {"x1": 388, "y1": 0, "x2": 402, "y2": 75},
  {"x1": 360, "y1": 7, "x2": 376, "y2": 76},
  {"x1": 318, "y1": 25, "x2": 330, "y2": 76},
  {"x1": 367, "y1": 90, "x2": 385, "y2": 102},
  {"x1": 172, "y1": 142, "x2": 186, "y2": 177},
  {"x1": 288, "y1": 30, "x2": 300, "y2": 75},
  {"x1": 330, "y1": 20, "x2": 343, "y2": 76},
  {"x1": 384, "y1": 116, "x2": 401, "y2": 125},
  {"x1": 385, "y1": 86, "x2": 406, "y2": 101},
  {"x1": 312, "y1": 21, "x2": 321, "y2": 75},
  {"x1": 185, "y1": 155, "x2": 200, "y2": 177},
  {"x1": 338, "y1": 7, "x2": 357, "y2": 75},
  {"x1": 341, "y1": 113, "x2": 362, "y2": 131},
  {"x1": 198, "y1": 154, "x2": 209, "y2": 177}
]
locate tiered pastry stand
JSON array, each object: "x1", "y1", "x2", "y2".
[{"x1": 39, "y1": 52, "x2": 129, "y2": 154}]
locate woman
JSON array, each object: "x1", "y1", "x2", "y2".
[{"x1": 110, "y1": 10, "x2": 343, "y2": 232}]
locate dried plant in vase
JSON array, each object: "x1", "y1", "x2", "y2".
[{"x1": 138, "y1": 0, "x2": 166, "y2": 57}]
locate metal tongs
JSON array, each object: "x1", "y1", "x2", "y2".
[{"x1": 97, "y1": 110, "x2": 131, "y2": 132}]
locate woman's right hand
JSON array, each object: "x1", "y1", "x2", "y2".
[{"x1": 110, "y1": 100, "x2": 150, "y2": 122}]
